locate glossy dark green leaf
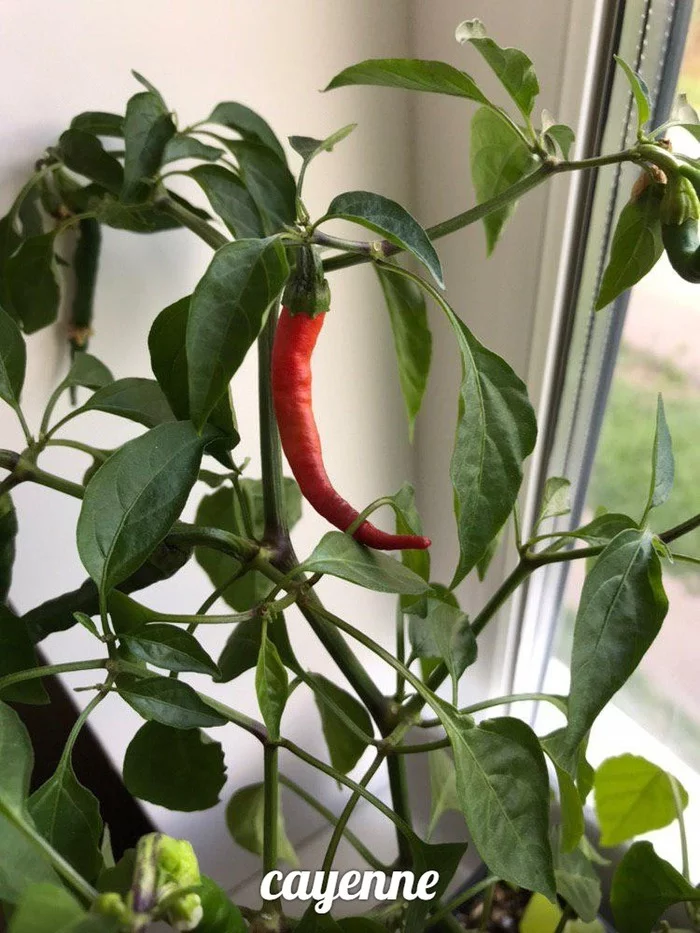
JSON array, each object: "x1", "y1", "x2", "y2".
[
  {"x1": 611, "y1": 841, "x2": 700, "y2": 933},
  {"x1": 436, "y1": 705, "x2": 556, "y2": 899},
  {"x1": 0, "y1": 215, "x2": 21, "y2": 320},
  {"x1": 58, "y1": 130, "x2": 124, "y2": 194},
  {"x1": 123, "y1": 721, "x2": 226, "y2": 811},
  {"x1": 217, "y1": 614, "x2": 297, "y2": 682},
  {"x1": 189, "y1": 165, "x2": 263, "y2": 239},
  {"x1": 208, "y1": 101, "x2": 287, "y2": 163},
  {"x1": 0, "y1": 494, "x2": 17, "y2": 602},
  {"x1": 393, "y1": 483, "x2": 430, "y2": 614},
  {"x1": 187, "y1": 237, "x2": 289, "y2": 427},
  {"x1": 325, "y1": 58, "x2": 490, "y2": 104},
  {"x1": 256, "y1": 633, "x2": 288, "y2": 740},
  {"x1": 404, "y1": 838, "x2": 468, "y2": 933},
  {"x1": 91, "y1": 191, "x2": 208, "y2": 233},
  {"x1": 17, "y1": 187, "x2": 44, "y2": 239},
  {"x1": 409, "y1": 596, "x2": 476, "y2": 700},
  {"x1": 646, "y1": 395, "x2": 674, "y2": 514},
  {"x1": 163, "y1": 135, "x2": 222, "y2": 164},
  {"x1": 447, "y1": 311, "x2": 537, "y2": 586},
  {"x1": 304, "y1": 531, "x2": 431, "y2": 595},
  {"x1": 81, "y1": 377, "x2": 175, "y2": 427},
  {"x1": 470, "y1": 107, "x2": 538, "y2": 254},
  {"x1": 8, "y1": 882, "x2": 88, "y2": 933},
  {"x1": 0, "y1": 605, "x2": 48, "y2": 705},
  {"x1": 29, "y1": 753, "x2": 103, "y2": 882},
  {"x1": 596, "y1": 186, "x2": 664, "y2": 310},
  {"x1": 536, "y1": 477, "x2": 571, "y2": 528},
  {"x1": 552, "y1": 833, "x2": 601, "y2": 923},
  {"x1": 226, "y1": 141, "x2": 296, "y2": 234},
  {"x1": 77, "y1": 421, "x2": 214, "y2": 592},
  {"x1": 108, "y1": 590, "x2": 159, "y2": 634},
  {"x1": 117, "y1": 674, "x2": 226, "y2": 729},
  {"x1": 456, "y1": 19, "x2": 539, "y2": 118},
  {"x1": 59, "y1": 352, "x2": 113, "y2": 393},
  {"x1": 121, "y1": 624, "x2": 219, "y2": 676},
  {"x1": 121, "y1": 91, "x2": 175, "y2": 203},
  {"x1": 225, "y1": 783, "x2": 298, "y2": 866},
  {"x1": 614, "y1": 56, "x2": 651, "y2": 131},
  {"x1": 427, "y1": 748, "x2": 461, "y2": 838},
  {"x1": 326, "y1": 191, "x2": 443, "y2": 287},
  {"x1": 545, "y1": 530, "x2": 668, "y2": 774},
  {"x1": 309, "y1": 674, "x2": 372, "y2": 774},
  {"x1": 0, "y1": 303, "x2": 25, "y2": 410},
  {"x1": 594, "y1": 754, "x2": 687, "y2": 847},
  {"x1": 0, "y1": 701, "x2": 60, "y2": 902},
  {"x1": 70, "y1": 112, "x2": 125, "y2": 138},
  {"x1": 6, "y1": 232, "x2": 60, "y2": 333},
  {"x1": 376, "y1": 266, "x2": 432, "y2": 439}
]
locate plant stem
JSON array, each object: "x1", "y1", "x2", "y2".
[
  {"x1": 395, "y1": 602, "x2": 406, "y2": 702},
  {"x1": 0, "y1": 658, "x2": 109, "y2": 694},
  {"x1": 61, "y1": 681, "x2": 111, "y2": 761},
  {"x1": 321, "y1": 753, "x2": 385, "y2": 874},
  {"x1": 479, "y1": 881, "x2": 496, "y2": 931},
  {"x1": 425, "y1": 876, "x2": 499, "y2": 928},
  {"x1": 386, "y1": 753, "x2": 413, "y2": 866},
  {"x1": 553, "y1": 905, "x2": 575, "y2": 933},
  {"x1": 156, "y1": 194, "x2": 228, "y2": 250},
  {"x1": 419, "y1": 692, "x2": 566, "y2": 729},
  {"x1": 262, "y1": 745, "x2": 280, "y2": 904},
  {"x1": 45, "y1": 439, "x2": 109, "y2": 460}
]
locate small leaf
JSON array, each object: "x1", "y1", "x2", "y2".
[
  {"x1": 121, "y1": 624, "x2": 219, "y2": 676},
  {"x1": 409, "y1": 596, "x2": 476, "y2": 700},
  {"x1": 565, "y1": 511, "x2": 638, "y2": 547},
  {"x1": 77, "y1": 421, "x2": 214, "y2": 593},
  {"x1": 594, "y1": 754, "x2": 688, "y2": 847},
  {"x1": 217, "y1": 618, "x2": 263, "y2": 682},
  {"x1": 58, "y1": 130, "x2": 124, "y2": 194},
  {"x1": 0, "y1": 605, "x2": 48, "y2": 705},
  {"x1": 326, "y1": 190, "x2": 443, "y2": 287},
  {"x1": 163, "y1": 135, "x2": 222, "y2": 164},
  {"x1": 476, "y1": 528, "x2": 502, "y2": 581},
  {"x1": 671, "y1": 92, "x2": 699, "y2": 124},
  {"x1": 427, "y1": 748, "x2": 461, "y2": 838},
  {"x1": 290, "y1": 124, "x2": 356, "y2": 191},
  {"x1": 0, "y1": 303, "x2": 26, "y2": 409},
  {"x1": 614, "y1": 56, "x2": 651, "y2": 132},
  {"x1": 553, "y1": 763, "x2": 584, "y2": 853},
  {"x1": 393, "y1": 483, "x2": 431, "y2": 613},
  {"x1": 8, "y1": 883, "x2": 86, "y2": 933},
  {"x1": 536, "y1": 477, "x2": 571, "y2": 528},
  {"x1": 187, "y1": 237, "x2": 289, "y2": 429},
  {"x1": 117, "y1": 673, "x2": 227, "y2": 729},
  {"x1": 256, "y1": 633, "x2": 288, "y2": 740},
  {"x1": 70, "y1": 112, "x2": 125, "y2": 137},
  {"x1": 596, "y1": 185, "x2": 664, "y2": 310},
  {"x1": 226, "y1": 141, "x2": 296, "y2": 234},
  {"x1": 645, "y1": 395, "x2": 674, "y2": 514},
  {"x1": 6, "y1": 232, "x2": 60, "y2": 333},
  {"x1": 455, "y1": 19, "x2": 539, "y2": 118},
  {"x1": 405, "y1": 838, "x2": 467, "y2": 933},
  {"x1": 73, "y1": 612, "x2": 101, "y2": 640},
  {"x1": 553, "y1": 831, "x2": 602, "y2": 922},
  {"x1": 121, "y1": 91, "x2": 175, "y2": 202},
  {"x1": 376, "y1": 265, "x2": 432, "y2": 440},
  {"x1": 304, "y1": 531, "x2": 430, "y2": 594},
  {"x1": 0, "y1": 494, "x2": 18, "y2": 602},
  {"x1": 59, "y1": 352, "x2": 114, "y2": 393},
  {"x1": 226, "y1": 783, "x2": 298, "y2": 866},
  {"x1": 123, "y1": 722, "x2": 226, "y2": 811},
  {"x1": 29, "y1": 756, "x2": 103, "y2": 883},
  {"x1": 309, "y1": 674, "x2": 373, "y2": 774},
  {"x1": 470, "y1": 107, "x2": 538, "y2": 253},
  {"x1": 542, "y1": 118, "x2": 576, "y2": 160},
  {"x1": 611, "y1": 841, "x2": 700, "y2": 933},
  {"x1": 208, "y1": 101, "x2": 287, "y2": 163},
  {"x1": 189, "y1": 165, "x2": 264, "y2": 239},
  {"x1": 325, "y1": 58, "x2": 490, "y2": 105},
  {"x1": 81, "y1": 377, "x2": 176, "y2": 427}
]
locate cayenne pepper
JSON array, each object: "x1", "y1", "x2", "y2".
[{"x1": 271, "y1": 247, "x2": 430, "y2": 551}]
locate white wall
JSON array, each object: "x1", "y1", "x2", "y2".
[{"x1": 0, "y1": 0, "x2": 594, "y2": 892}]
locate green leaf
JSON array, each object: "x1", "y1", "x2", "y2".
[
  {"x1": 470, "y1": 107, "x2": 538, "y2": 254},
  {"x1": 541, "y1": 112, "x2": 576, "y2": 160},
  {"x1": 256, "y1": 633, "x2": 288, "y2": 740},
  {"x1": 614, "y1": 56, "x2": 651, "y2": 132},
  {"x1": 188, "y1": 165, "x2": 264, "y2": 239},
  {"x1": 217, "y1": 618, "x2": 263, "y2": 682},
  {"x1": 187, "y1": 237, "x2": 289, "y2": 429},
  {"x1": 393, "y1": 483, "x2": 431, "y2": 614},
  {"x1": 208, "y1": 102, "x2": 287, "y2": 163},
  {"x1": 108, "y1": 590, "x2": 159, "y2": 634},
  {"x1": 645, "y1": 394, "x2": 674, "y2": 515},
  {"x1": 536, "y1": 477, "x2": 571, "y2": 528},
  {"x1": 0, "y1": 494, "x2": 18, "y2": 602},
  {"x1": 226, "y1": 783, "x2": 298, "y2": 866},
  {"x1": 565, "y1": 511, "x2": 638, "y2": 547},
  {"x1": 594, "y1": 754, "x2": 688, "y2": 847},
  {"x1": 163, "y1": 135, "x2": 222, "y2": 164},
  {"x1": 6, "y1": 232, "x2": 60, "y2": 333},
  {"x1": 0, "y1": 701, "x2": 60, "y2": 902},
  {"x1": 545, "y1": 529, "x2": 668, "y2": 773},
  {"x1": 121, "y1": 624, "x2": 219, "y2": 676},
  {"x1": 436, "y1": 706, "x2": 556, "y2": 899},
  {"x1": 70, "y1": 112, "x2": 124, "y2": 137},
  {"x1": 196, "y1": 876, "x2": 246, "y2": 933},
  {"x1": 123, "y1": 721, "x2": 226, "y2": 811},
  {"x1": 427, "y1": 748, "x2": 461, "y2": 838},
  {"x1": 226, "y1": 140, "x2": 296, "y2": 235},
  {"x1": 447, "y1": 311, "x2": 537, "y2": 586},
  {"x1": 326, "y1": 190, "x2": 443, "y2": 287},
  {"x1": 475, "y1": 528, "x2": 502, "y2": 581},
  {"x1": 325, "y1": 58, "x2": 490, "y2": 104},
  {"x1": 596, "y1": 185, "x2": 664, "y2": 310},
  {"x1": 116, "y1": 674, "x2": 226, "y2": 729},
  {"x1": 59, "y1": 352, "x2": 113, "y2": 393},
  {"x1": 77, "y1": 422, "x2": 213, "y2": 593},
  {"x1": 611, "y1": 841, "x2": 700, "y2": 933},
  {"x1": 376, "y1": 265, "x2": 432, "y2": 439},
  {"x1": 455, "y1": 19, "x2": 539, "y2": 118},
  {"x1": 409, "y1": 596, "x2": 476, "y2": 700},
  {"x1": 81, "y1": 377, "x2": 176, "y2": 428},
  {"x1": 58, "y1": 130, "x2": 124, "y2": 194},
  {"x1": 304, "y1": 531, "x2": 431, "y2": 594},
  {"x1": 0, "y1": 605, "x2": 48, "y2": 705},
  {"x1": 553, "y1": 763, "x2": 585, "y2": 853},
  {"x1": 521, "y1": 894, "x2": 604, "y2": 933},
  {"x1": 29, "y1": 755, "x2": 103, "y2": 883},
  {"x1": 121, "y1": 91, "x2": 175, "y2": 203},
  {"x1": 309, "y1": 674, "x2": 373, "y2": 774},
  {"x1": 289, "y1": 124, "x2": 356, "y2": 192},
  {"x1": 8, "y1": 883, "x2": 86, "y2": 933},
  {"x1": 0, "y1": 303, "x2": 26, "y2": 409},
  {"x1": 553, "y1": 831, "x2": 602, "y2": 922},
  {"x1": 405, "y1": 838, "x2": 467, "y2": 933}
]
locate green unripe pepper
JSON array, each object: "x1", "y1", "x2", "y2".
[{"x1": 661, "y1": 168, "x2": 700, "y2": 283}]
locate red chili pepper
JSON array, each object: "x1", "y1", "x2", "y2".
[{"x1": 272, "y1": 304, "x2": 430, "y2": 551}]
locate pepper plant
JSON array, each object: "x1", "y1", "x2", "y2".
[{"x1": 1, "y1": 18, "x2": 700, "y2": 933}]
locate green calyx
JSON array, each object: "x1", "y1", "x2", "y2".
[
  {"x1": 283, "y1": 244, "x2": 330, "y2": 317},
  {"x1": 660, "y1": 174, "x2": 700, "y2": 226}
]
